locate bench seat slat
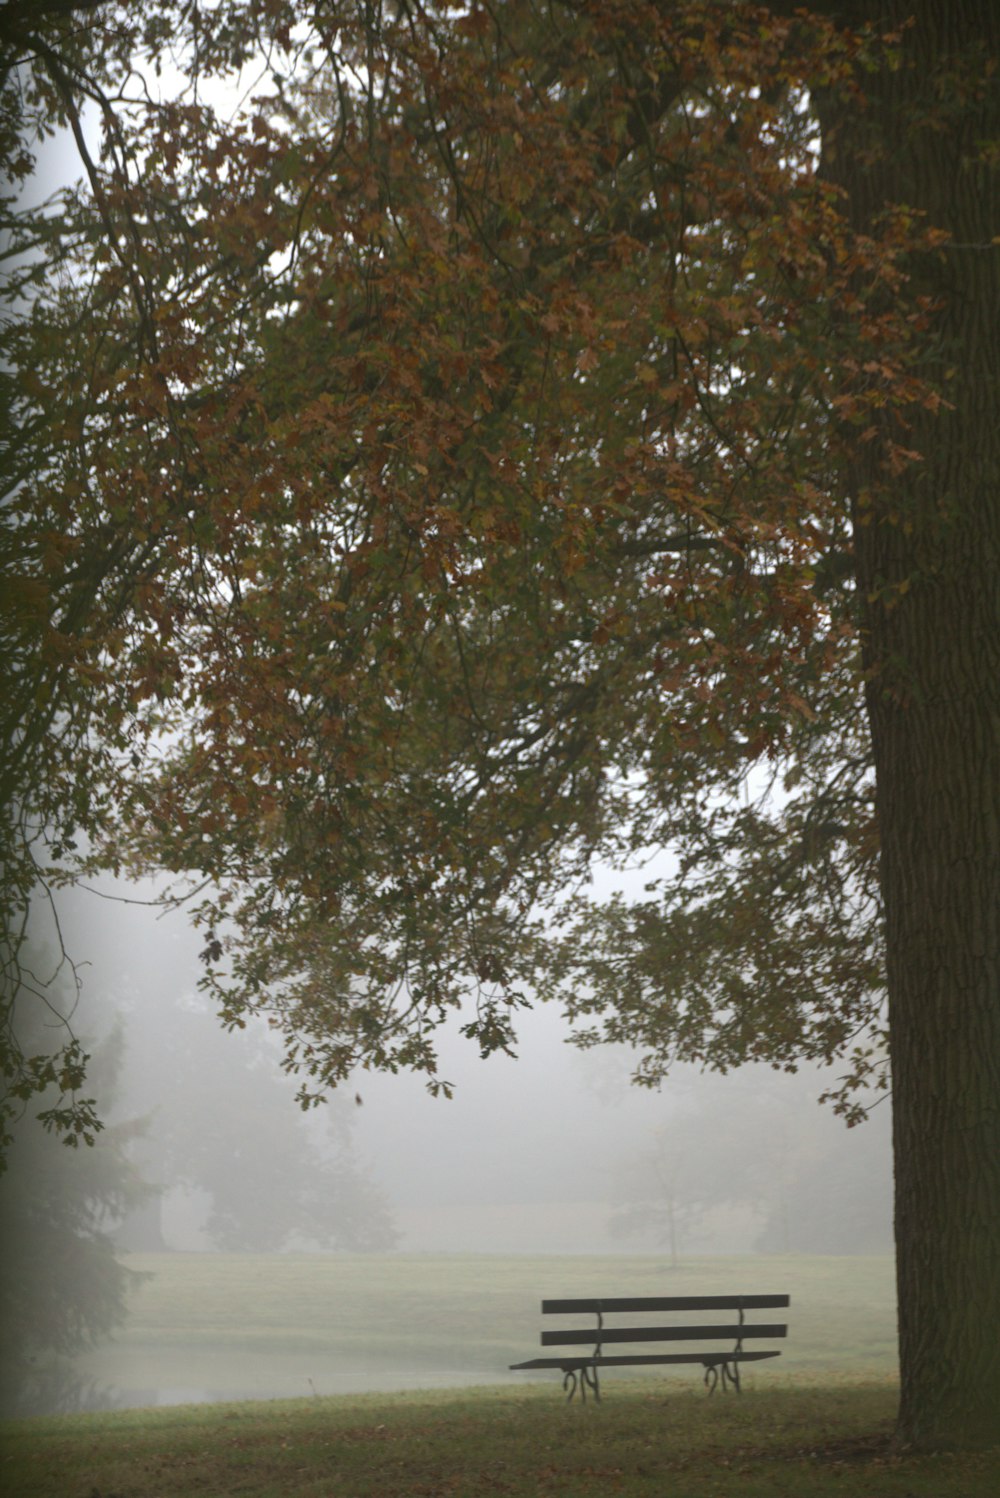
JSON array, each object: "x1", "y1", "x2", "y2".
[
  {"x1": 541, "y1": 1322, "x2": 787, "y2": 1346},
  {"x1": 541, "y1": 1295, "x2": 789, "y2": 1314},
  {"x1": 511, "y1": 1291, "x2": 789, "y2": 1399},
  {"x1": 511, "y1": 1350, "x2": 782, "y2": 1370}
]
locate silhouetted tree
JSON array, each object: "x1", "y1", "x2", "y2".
[{"x1": 0, "y1": 986, "x2": 151, "y2": 1414}]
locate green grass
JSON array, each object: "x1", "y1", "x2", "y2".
[
  {"x1": 6, "y1": 1260, "x2": 994, "y2": 1497},
  {"x1": 3, "y1": 1379, "x2": 999, "y2": 1497},
  {"x1": 76, "y1": 1252, "x2": 899, "y2": 1403}
]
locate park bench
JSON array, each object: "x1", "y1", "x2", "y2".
[{"x1": 510, "y1": 1293, "x2": 789, "y2": 1402}]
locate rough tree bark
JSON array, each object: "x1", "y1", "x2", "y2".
[{"x1": 819, "y1": 0, "x2": 1000, "y2": 1450}]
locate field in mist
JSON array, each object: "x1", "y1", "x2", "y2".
[
  {"x1": 10, "y1": 885, "x2": 899, "y2": 1421},
  {"x1": 76, "y1": 1252, "x2": 897, "y2": 1411}
]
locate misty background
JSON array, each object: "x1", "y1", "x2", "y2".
[
  {"x1": 25, "y1": 873, "x2": 892, "y2": 1262},
  {"x1": 1, "y1": 870, "x2": 894, "y2": 1418}
]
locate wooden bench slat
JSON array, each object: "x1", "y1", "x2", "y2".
[
  {"x1": 511, "y1": 1290, "x2": 789, "y2": 1400},
  {"x1": 541, "y1": 1295, "x2": 789, "y2": 1314},
  {"x1": 541, "y1": 1322, "x2": 788, "y2": 1347},
  {"x1": 511, "y1": 1350, "x2": 782, "y2": 1370}
]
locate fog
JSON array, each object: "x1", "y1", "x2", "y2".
[
  {"x1": 48, "y1": 872, "x2": 892, "y2": 1260},
  {"x1": 1, "y1": 872, "x2": 894, "y2": 1415}
]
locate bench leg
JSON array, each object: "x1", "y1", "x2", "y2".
[
  {"x1": 563, "y1": 1364, "x2": 601, "y2": 1404},
  {"x1": 703, "y1": 1360, "x2": 741, "y2": 1395}
]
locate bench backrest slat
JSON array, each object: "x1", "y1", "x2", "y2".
[
  {"x1": 541, "y1": 1322, "x2": 787, "y2": 1347},
  {"x1": 541, "y1": 1295, "x2": 789, "y2": 1315}
]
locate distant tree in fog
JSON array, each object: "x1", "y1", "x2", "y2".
[
  {"x1": 183, "y1": 1054, "x2": 399, "y2": 1254},
  {"x1": 753, "y1": 1104, "x2": 892, "y2": 1255},
  {"x1": 608, "y1": 1128, "x2": 712, "y2": 1267},
  {"x1": 201, "y1": 1134, "x2": 398, "y2": 1254},
  {"x1": 121, "y1": 995, "x2": 398, "y2": 1253},
  {"x1": 608, "y1": 1070, "x2": 892, "y2": 1259},
  {"x1": 0, "y1": 995, "x2": 152, "y2": 1414}
]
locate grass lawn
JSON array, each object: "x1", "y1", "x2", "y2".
[
  {"x1": 7, "y1": 1254, "x2": 992, "y2": 1497},
  {"x1": 3, "y1": 1379, "x2": 998, "y2": 1497},
  {"x1": 75, "y1": 1252, "x2": 899, "y2": 1404}
]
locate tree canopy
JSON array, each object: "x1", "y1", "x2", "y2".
[
  {"x1": 3, "y1": 0, "x2": 923, "y2": 1112},
  {"x1": 2, "y1": 0, "x2": 997, "y2": 1451}
]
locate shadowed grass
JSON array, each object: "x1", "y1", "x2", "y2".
[{"x1": 3, "y1": 1379, "x2": 998, "y2": 1497}]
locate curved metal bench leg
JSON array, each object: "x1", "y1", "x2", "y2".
[
  {"x1": 705, "y1": 1359, "x2": 741, "y2": 1394},
  {"x1": 563, "y1": 1363, "x2": 601, "y2": 1403}
]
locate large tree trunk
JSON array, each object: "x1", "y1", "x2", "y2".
[{"x1": 818, "y1": 0, "x2": 1000, "y2": 1451}]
